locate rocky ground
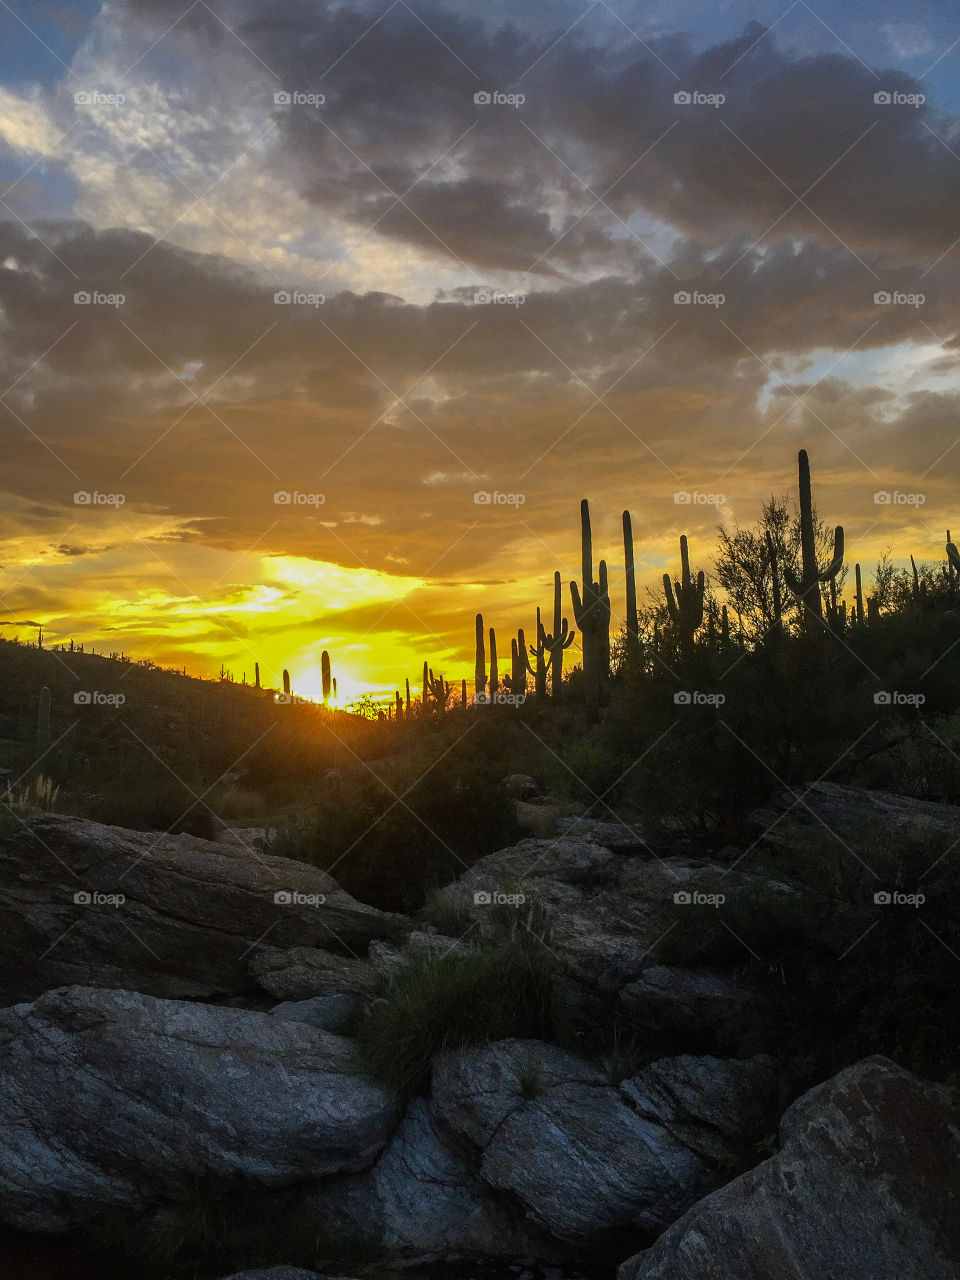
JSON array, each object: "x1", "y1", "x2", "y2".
[{"x1": 0, "y1": 785, "x2": 957, "y2": 1278}]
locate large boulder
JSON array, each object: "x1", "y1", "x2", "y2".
[
  {"x1": 0, "y1": 986, "x2": 398, "y2": 1231},
  {"x1": 428, "y1": 836, "x2": 780, "y2": 1030},
  {"x1": 249, "y1": 945, "x2": 379, "y2": 1002},
  {"x1": 431, "y1": 1039, "x2": 779, "y2": 1248},
  {"x1": 619, "y1": 1056, "x2": 960, "y2": 1280},
  {"x1": 751, "y1": 782, "x2": 960, "y2": 857},
  {"x1": 619, "y1": 965, "x2": 769, "y2": 1053},
  {"x1": 0, "y1": 814, "x2": 406, "y2": 1002},
  {"x1": 301, "y1": 1098, "x2": 554, "y2": 1261}
]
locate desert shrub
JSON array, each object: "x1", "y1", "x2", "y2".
[
  {"x1": 267, "y1": 735, "x2": 520, "y2": 911},
  {"x1": 82, "y1": 777, "x2": 217, "y2": 838},
  {"x1": 356, "y1": 906, "x2": 560, "y2": 1097}
]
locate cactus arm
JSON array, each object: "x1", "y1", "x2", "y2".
[
  {"x1": 947, "y1": 541, "x2": 960, "y2": 573},
  {"x1": 817, "y1": 526, "x2": 844, "y2": 582}
]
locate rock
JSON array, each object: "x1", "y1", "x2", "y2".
[
  {"x1": 219, "y1": 1271, "x2": 325, "y2": 1280},
  {"x1": 270, "y1": 994, "x2": 358, "y2": 1031},
  {"x1": 619, "y1": 966, "x2": 768, "y2": 1052},
  {"x1": 432, "y1": 1038, "x2": 606, "y2": 1148},
  {"x1": 301, "y1": 1099, "x2": 553, "y2": 1261},
  {"x1": 432, "y1": 1040, "x2": 778, "y2": 1247},
  {"x1": 506, "y1": 774, "x2": 539, "y2": 799},
  {"x1": 0, "y1": 986, "x2": 398, "y2": 1231},
  {"x1": 553, "y1": 816, "x2": 648, "y2": 851},
  {"x1": 620, "y1": 1056, "x2": 960, "y2": 1280},
  {"x1": 0, "y1": 814, "x2": 408, "y2": 1004},
  {"x1": 428, "y1": 837, "x2": 774, "y2": 1026},
  {"x1": 751, "y1": 782, "x2": 960, "y2": 858},
  {"x1": 214, "y1": 826, "x2": 270, "y2": 852},
  {"x1": 249, "y1": 946, "x2": 378, "y2": 1002}
]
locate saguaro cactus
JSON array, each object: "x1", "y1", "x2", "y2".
[
  {"x1": 946, "y1": 531, "x2": 960, "y2": 576},
  {"x1": 475, "y1": 614, "x2": 486, "y2": 703},
  {"x1": 854, "y1": 564, "x2": 864, "y2": 625},
  {"x1": 623, "y1": 510, "x2": 640, "y2": 665},
  {"x1": 528, "y1": 608, "x2": 548, "y2": 698},
  {"x1": 489, "y1": 627, "x2": 498, "y2": 699},
  {"x1": 783, "y1": 449, "x2": 843, "y2": 623},
  {"x1": 540, "y1": 571, "x2": 574, "y2": 697},
  {"x1": 282, "y1": 669, "x2": 291, "y2": 697},
  {"x1": 254, "y1": 662, "x2": 261, "y2": 690},
  {"x1": 321, "y1": 650, "x2": 331, "y2": 703},
  {"x1": 570, "y1": 499, "x2": 610, "y2": 710},
  {"x1": 663, "y1": 535, "x2": 705, "y2": 647}
]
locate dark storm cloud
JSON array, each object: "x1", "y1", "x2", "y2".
[{"x1": 109, "y1": 3, "x2": 960, "y2": 275}]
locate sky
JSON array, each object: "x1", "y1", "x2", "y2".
[{"x1": 0, "y1": 0, "x2": 958, "y2": 701}]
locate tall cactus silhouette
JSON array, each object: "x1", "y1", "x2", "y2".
[
  {"x1": 254, "y1": 662, "x2": 261, "y2": 690},
  {"x1": 854, "y1": 564, "x2": 864, "y2": 625},
  {"x1": 489, "y1": 627, "x2": 498, "y2": 698},
  {"x1": 474, "y1": 613, "x2": 486, "y2": 703},
  {"x1": 528, "y1": 609, "x2": 547, "y2": 698},
  {"x1": 783, "y1": 449, "x2": 843, "y2": 623},
  {"x1": 570, "y1": 499, "x2": 610, "y2": 709},
  {"x1": 321, "y1": 650, "x2": 331, "y2": 703},
  {"x1": 539, "y1": 574, "x2": 575, "y2": 697},
  {"x1": 282, "y1": 669, "x2": 290, "y2": 697},
  {"x1": 947, "y1": 530, "x2": 960, "y2": 576},
  {"x1": 623, "y1": 510, "x2": 640, "y2": 665},
  {"x1": 663, "y1": 535, "x2": 704, "y2": 647}
]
